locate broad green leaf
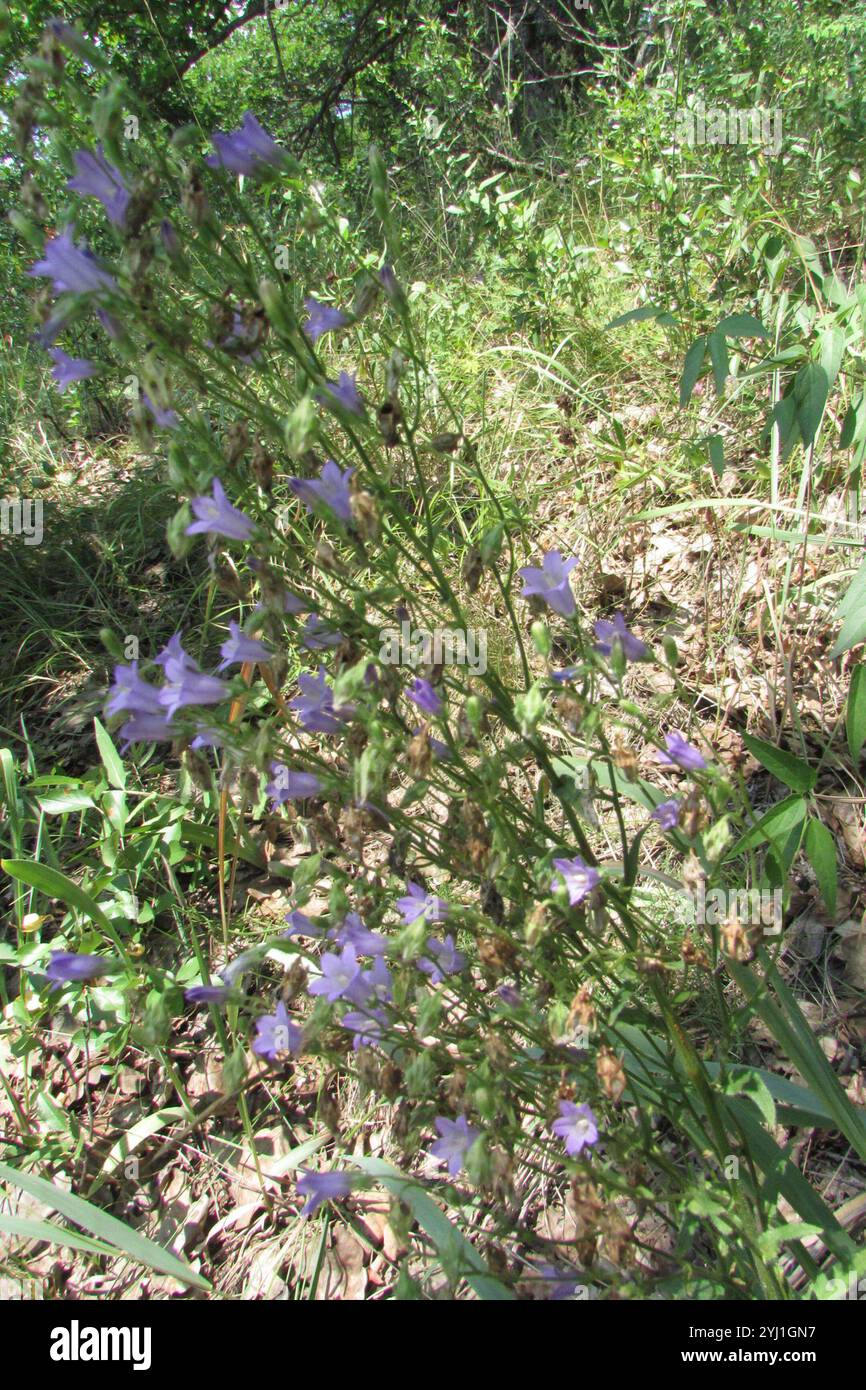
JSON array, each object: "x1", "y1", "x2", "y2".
[
  {"x1": 707, "y1": 331, "x2": 729, "y2": 396},
  {"x1": 605, "y1": 304, "x2": 678, "y2": 330},
  {"x1": 724, "y1": 1100, "x2": 857, "y2": 1265},
  {"x1": 715, "y1": 312, "x2": 769, "y2": 339},
  {"x1": 87, "y1": 1108, "x2": 185, "y2": 1197},
  {"x1": 794, "y1": 362, "x2": 829, "y2": 448},
  {"x1": 0, "y1": 1159, "x2": 210, "y2": 1289},
  {"x1": 679, "y1": 335, "x2": 707, "y2": 406},
  {"x1": 94, "y1": 717, "x2": 127, "y2": 790},
  {"x1": 741, "y1": 732, "x2": 816, "y2": 792},
  {"x1": 1, "y1": 859, "x2": 120, "y2": 943},
  {"x1": 725, "y1": 793, "x2": 808, "y2": 860},
  {"x1": 721, "y1": 1067, "x2": 776, "y2": 1128},
  {"x1": 37, "y1": 792, "x2": 96, "y2": 815},
  {"x1": 846, "y1": 664, "x2": 866, "y2": 759},
  {"x1": 0, "y1": 1214, "x2": 116, "y2": 1259},
  {"x1": 804, "y1": 818, "x2": 837, "y2": 916}
]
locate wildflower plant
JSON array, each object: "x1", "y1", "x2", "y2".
[{"x1": 3, "y1": 21, "x2": 866, "y2": 1303}]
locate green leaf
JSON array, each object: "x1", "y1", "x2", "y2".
[
  {"x1": 794, "y1": 362, "x2": 829, "y2": 448},
  {"x1": 846, "y1": 664, "x2": 866, "y2": 759},
  {"x1": 605, "y1": 305, "x2": 678, "y2": 330},
  {"x1": 0, "y1": 1158, "x2": 210, "y2": 1289},
  {"x1": 705, "y1": 432, "x2": 725, "y2": 476},
  {"x1": 0, "y1": 1213, "x2": 116, "y2": 1259},
  {"x1": 804, "y1": 818, "x2": 837, "y2": 916},
  {"x1": 725, "y1": 793, "x2": 807, "y2": 861},
  {"x1": 715, "y1": 312, "x2": 769, "y2": 339},
  {"x1": 832, "y1": 556, "x2": 866, "y2": 656},
  {"x1": 707, "y1": 330, "x2": 730, "y2": 396},
  {"x1": 36, "y1": 792, "x2": 96, "y2": 815},
  {"x1": 346, "y1": 1156, "x2": 515, "y2": 1300},
  {"x1": 94, "y1": 717, "x2": 127, "y2": 790},
  {"x1": 727, "y1": 956, "x2": 866, "y2": 1163},
  {"x1": 724, "y1": 1101, "x2": 857, "y2": 1265},
  {"x1": 721, "y1": 1067, "x2": 776, "y2": 1127},
  {"x1": 1, "y1": 858, "x2": 121, "y2": 943},
  {"x1": 741, "y1": 732, "x2": 816, "y2": 792},
  {"x1": 679, "y1": 335, "x2": 707, "y2": 406}
]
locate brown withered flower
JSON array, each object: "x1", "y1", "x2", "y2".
[
  {"x1": 681, "y1": 933, "x2": 711, "y2": 969},
  {"x1": 407, "y1": 723, "x2": 433, "y2": 777},
  {"x1": 596, "y1": 1045, "x2": 627, "y2": 1103},
  {"x1": 478, "y1": 933, "x2": 519, "y2": 979}
]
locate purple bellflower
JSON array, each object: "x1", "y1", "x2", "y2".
[
  {"x1": 318, "y1": 371, "x2": 363, "y2": 416},
  {"x1": 308, "y1": 944, "x2": 361, "y2": 1002},
  {"x1": 657, "y1": 732, "x2": 707, "y2": 772},
  {"x1": 206, "y1": 112, "x2": 287, "y2": 176},
  {"x1": 650, "y1": 798, "x2": 681, "y2": 831},
  {"x1": 252, "y1": 1001, "x2": 303, "y2": 1061},
  {"x1": 67, "y1": 146, "x2": 130, "y2": 227},
  {"x1": 397, "y1": 881, "x2": 449, "y2": 926},
  {"x1": 29, "y1": 229, "x2": 117, "y2": 296},
  {"x1": 302, "y1": 297, "x2": 349, "y2": 343},
  {"x1": 266, "y1": 764, "x2": 323, "y2": 805},
  {"x1": 552, "y1": 855, "x2": 601, "y2": 907},
  {"x1": 289, "y1": 665, "x2": 353, "y2": 734},
  {"x1": 406, "y1": 678, "x2": 443, "y2": 718},
  {"x1": 593, "y1": 612, "x2": 648, "y2": 662},
  {"x1": 217, "y1": 620, "x2": 272, "y2": 670},
  {"x1": 552, "y1": 1100, "x2": 599, "y2": 1157},
  {"x1": 186, "y1": 478, "x2": 254, "y2": 542},
  {"x1": 297, "y1": 1169, "x2": 356, "y2": 1217},
  {"x1": 428, "y1": 1115, "x2": 480, "y2": 1177},
  {"x1": 289, "y1": 459, "x2": 353, "y2": 524},
  {"x1": 45, "y1": 951, "x2": 112, "y2": 985},
  {"x1": 49, "y1": 348, "x2": 96, "y2": 392},
  {"x1": 155, "y1": 633, "x2": 229, "y2": 718},
  {"x1": 418, "y1": 934, "x2": 466, "y2": 984},
  {"x1": 518, "y1": 551, "x2": 578, "y2": 618}
]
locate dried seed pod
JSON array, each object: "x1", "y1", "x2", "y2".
[
  {"x1": 596, "y1": 1045, "x2": 626, "y2": 1102},
  {"x1": 379, "y1": 1061, "x2": 403, "y2": 1100},
  {"x1": 481, "y1": 878, "x2": 505, "y2": 924},
  {"x1": 223, "y1": 420, "x2": 250, "y2": 465},
  {"x1": 445, "y1": 1066, "x2": 468, "y2": 1109},
  {"x1": 349, "y1": 484, "x2": 379, "y2": 540},
  {"x1": 555, "y1": 693, "x2": 585, "y2": 734},
  {"x1": 283, "y1": 959, "x2": 309, "y2": 1000},
  {"x1": 567, "y1": 983, "x2": 595, "y2": 1031},
  {"x1": 407, "y1": 723, "x2": 433, "y2": 777},
  {"x1": 721, "y1": 915, "x2": 759, "y2": 963},
  {"x1": 478, "y1": 934, "x2": 518, "y2": 978},
  {"x1": 681, "y1": 933, "x2": 710, "y2": 969},
  {"x1": 377, "y1": 399, "x2": 402, "y2": 447},
  {"x1": 250, "y1": 440, "x2": 274, "y2": 491},
  {"x1": 611, "y1": 733, "x2": 639, "y2": 781},
  {"x1": 428, "y1": 432, "x2": 462, "y2": 453},
  {"x1": 318, "y1": 1092, "x2": 341, "y2": 1136}
]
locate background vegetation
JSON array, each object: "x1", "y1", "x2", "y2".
[{"x1": 1, "y1": 0, "x2": 865, "y2": 1302}]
